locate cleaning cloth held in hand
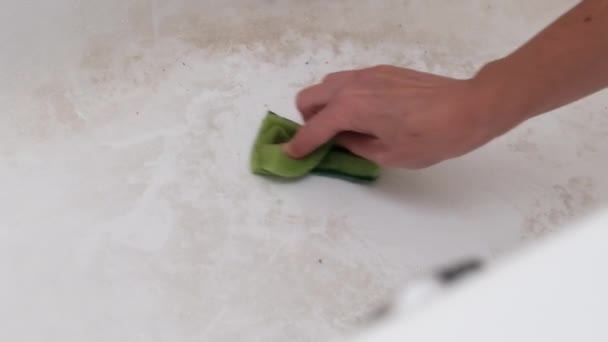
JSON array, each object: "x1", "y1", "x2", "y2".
[{"x1": 250, "y1": 111, "x2": 381, "y2": 182}]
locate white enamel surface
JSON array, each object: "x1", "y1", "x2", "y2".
[
  {"x1": 1, "y1": 1, "x2": 607, "y2": 341},
  {"x1": 352, "y1": 213, "x2": 608, "y2": 342}
]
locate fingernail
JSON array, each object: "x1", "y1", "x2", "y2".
[{"x1": 282, "y1": 143, "x2": 294, "y2": 157}]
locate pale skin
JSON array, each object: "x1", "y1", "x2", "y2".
[{"x1": 284, "y1": 0, "x2": 608, "y2": 169}]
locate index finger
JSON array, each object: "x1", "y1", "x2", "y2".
[
  {"x1": 284, "y1": 102, "x2": 351, "y2": 158},
  {"x1": 296, "y1": 71, "x2": 354, "y2": 120}
]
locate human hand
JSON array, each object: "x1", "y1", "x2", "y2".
[{"x1": 284, "y1": 65, "x2": 525, "y2": 169}]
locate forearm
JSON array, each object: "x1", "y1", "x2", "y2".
[
  {"x1": 285, "y1": 1, "x2": 608, "y2": 168},
  {"x1": 475, "y1": 0, "x2": 608, "y2": 130}
]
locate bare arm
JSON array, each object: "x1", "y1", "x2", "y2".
[
  {"x1": 285, "y1": 0, "x2": 608, "y2": 169},
  {"x1": 478, "y1": 0, "x2": 608, "y2": 129}
]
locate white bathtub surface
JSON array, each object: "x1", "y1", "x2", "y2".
[{"x1": 1, "y1": 1, "x2": 607, "y2": 341}]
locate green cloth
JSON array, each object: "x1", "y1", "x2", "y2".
[{"x1": 250, "y1": 111, "x2": 381, "y2": 182}]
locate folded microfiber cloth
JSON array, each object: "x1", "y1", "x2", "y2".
[{"x1": 250, "y1": 111, "x2": 381, "y2": 182}]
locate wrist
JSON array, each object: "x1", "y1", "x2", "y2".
[{"x1": 469, "y1": 58, "x2": 536, "y2": 137}]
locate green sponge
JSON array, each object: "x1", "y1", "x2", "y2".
[{"x1": 250, "y1": 111, "x2": 381, "y2": 182}]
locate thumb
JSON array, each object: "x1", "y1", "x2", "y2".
[
  {"x1": 284, "y1": 105, "x2": 345, "y2": 158},
  {"x1": 334, "y1": 132, "x2": 384, "y2": 162}
]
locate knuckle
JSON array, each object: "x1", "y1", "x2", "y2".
[
  {"x1": 353, "y1": 69, "x2": 372, "y2": 82},
  {"x1": 332, "y1": 90, "x2": 355, "y2": 108},
  {"x1": 333, "y1": 96, "x2": 360, "y2": 119},
  {"x1": 353, "y1": 66, "x2": 389, "y2": 83},
  {"x1": 371, "y1": 64, "x2": 392, "y2": 72},
  {"x1": 295, "y1": 89, "x2": 309, "y2": 110},
  {"x1": 359, "y1": 69, "x2": 376, "y2": 82},
  {"x1": 322, "y1": 71, "x2": 347, "y2": 84},
  {"x1": 322, "y1": 73, "x2": 336, "y2": 83}
]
